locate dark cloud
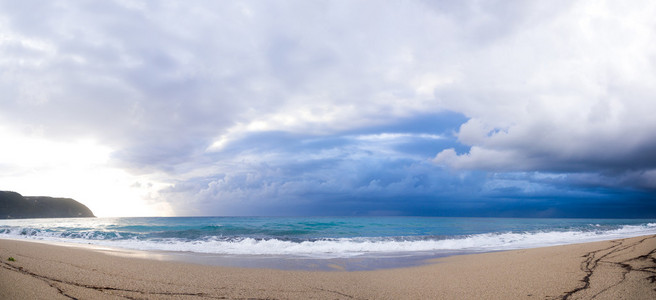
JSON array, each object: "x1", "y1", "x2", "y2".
[
  {"x1": 157, "y1": 112, "x2": 469, "y2": 215},
  {"x1": 1, "y1": 1, "x2": 655, "y2": 217}
]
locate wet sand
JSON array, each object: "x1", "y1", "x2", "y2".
[{"x1": 1, "y1": 235, "x2": 655, "y2": 299}]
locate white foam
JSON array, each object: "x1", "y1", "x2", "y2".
[{"x1": 2, "y1": 223, "x2": 655, "y2": 258}]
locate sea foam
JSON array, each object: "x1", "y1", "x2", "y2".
[{"x1": 1, "y1": 220, "x2": 655, "y2": 258}]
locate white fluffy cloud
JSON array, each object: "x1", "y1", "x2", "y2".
[{"x1": 433, "y1": 0, "x2": 656, "y2": 179}]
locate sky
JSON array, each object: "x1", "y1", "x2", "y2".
[{"x1": 1, "y1": 0, "x2": 655, "y2": 218}]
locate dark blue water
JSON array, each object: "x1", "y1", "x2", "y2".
[{"x1": 1, "y1": 217, "x2": 655, "y2": 259}]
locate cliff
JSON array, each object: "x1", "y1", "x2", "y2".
[{"x1": 0, "y1": 191, "x2": 95, "y2": 219}]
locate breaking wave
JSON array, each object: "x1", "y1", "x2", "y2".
[{"x1": 1, "y1": 220, "x2": 654, "y2": 258}]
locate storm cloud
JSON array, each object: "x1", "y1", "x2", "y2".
[{"x1": 1, "y1": 0, "x2": 655, "y2": 217}]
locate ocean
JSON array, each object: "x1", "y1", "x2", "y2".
[{"x1": 1, "y1": 217, "x2": 655, "y2": 270}]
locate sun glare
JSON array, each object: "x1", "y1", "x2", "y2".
[{"x1": 0, "y1": 128, "x2": 171, "y2": 217}]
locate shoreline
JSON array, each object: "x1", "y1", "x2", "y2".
[
  {"x1": 0, "y1": 237, "x2": 464, "y2": 271},
  {"x1": 1, "y1": 235, "x2": 655, "y2": 299}
]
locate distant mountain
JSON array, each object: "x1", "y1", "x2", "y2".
[{"x1": 0, "y1": 191, "x2": 95, "y2": 219}]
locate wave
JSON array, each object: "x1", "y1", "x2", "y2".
[{"x1": 2, "y1": 222, "x2": 655, "y2": 258}]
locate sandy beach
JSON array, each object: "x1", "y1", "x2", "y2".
[{"x1": 1, "y1": 235, "x2": 655, "y2": 299}]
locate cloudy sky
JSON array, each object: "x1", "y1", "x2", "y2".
[{"x1": 1, "y1": 0, "x2": 655, "y2": 217}]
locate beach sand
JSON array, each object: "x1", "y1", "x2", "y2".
[{"x1": 1, "y1": 235, "x2": 655, "y2": 299}]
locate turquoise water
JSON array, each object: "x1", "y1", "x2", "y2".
[{"x1": 1, "y1": 217, "x2": 655, "y2": 259}]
